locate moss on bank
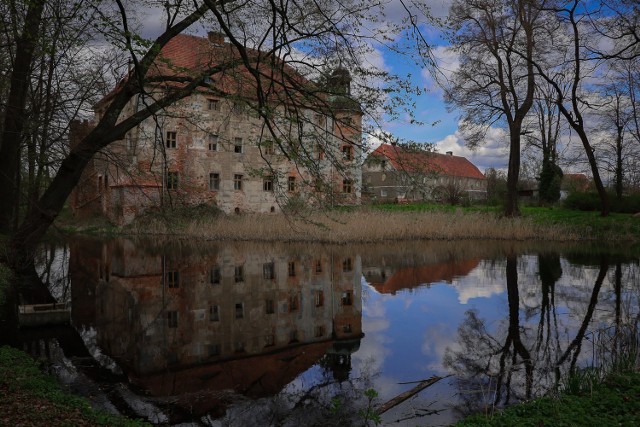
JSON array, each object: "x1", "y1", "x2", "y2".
[
  {"x1": 456, "y1": 371, "x2": 640, "y2": 426},
  {"x1": 0, "y1": 346, "x2": 149, "y2": 427}
]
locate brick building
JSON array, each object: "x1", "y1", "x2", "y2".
[
  {"x1": 362, "y1": 143, "x2": 487, "y2": 203},
  {"x1": 71, "y1": 32, "x2": 362, "y2": 224}
]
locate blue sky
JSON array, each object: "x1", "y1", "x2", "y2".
[{"x1": 359, "y1": 0, "x2": 511, "y2": 173}]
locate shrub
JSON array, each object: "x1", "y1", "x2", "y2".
[
  {"x1": 563, "y1": 192, "x2": 601, "y2": 211},
  {"x1": 564, "y1": 192, "x2": 640, "y2": 213}
]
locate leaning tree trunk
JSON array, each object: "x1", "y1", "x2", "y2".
[
  {"x1": 0, "y1": 0, "x2": 46, "y2": 233},
  {"x1": 575, "y1": 127, "x2": 610, "y2": 216}
]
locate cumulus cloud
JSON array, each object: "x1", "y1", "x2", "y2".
[
  {"x1": 434, "y1": 123, "x2": 509, "y2": 171},
  {"x1": 422, "y1": 45, "x2": 460, "y2": 93}
]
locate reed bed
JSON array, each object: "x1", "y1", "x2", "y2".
[{"x1": 128, "y1": 208, "x2": 580, "y2": 243}]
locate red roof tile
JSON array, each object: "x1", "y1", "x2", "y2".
[{"x1": 371, "y1": 144, "x2": 485, "y2": 180}]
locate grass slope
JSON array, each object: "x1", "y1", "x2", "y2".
[
  {"x1": 0, "y1": 346, "x2": 149, "y2": 427},
  {"x1": 456, "y1": 372, "x2": 640, "y2": 427}
]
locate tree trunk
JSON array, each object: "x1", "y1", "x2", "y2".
[
  {"x1": 0, "y1": 0, "x2": 46, "y2": 232},
  {"x1": 505, "y1": 125, "x2": 522, "y2": 217},
  {"x1": 575, "y1": 127, "x2": 610, "y2": 216}
]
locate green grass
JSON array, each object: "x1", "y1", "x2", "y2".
[
  {"x1": 522, "y1": 206, "x2": 640, "y2": 241},
  {"x1": 0, "y1": 346, "x2": 149, "y2": 426},
  {"x1": 367, "y1": 202, "x2": 639, "y2": 242},
  {"x1": 455, "y1": 371, "x2": 640, "y2": 426}
]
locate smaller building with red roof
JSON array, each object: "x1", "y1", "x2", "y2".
[{"x1": 362, "y1": 144, "x2": 487, "y2": 203}]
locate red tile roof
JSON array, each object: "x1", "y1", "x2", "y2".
[
  {"x1": 97, "y1": 33, "x2": 314, "y2": 108},
  {"x1": 370, "y1": 144, "x2": 485, "y2": 180}
]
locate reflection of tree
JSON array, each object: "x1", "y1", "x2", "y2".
[{"x1": 444, "y1": 254, "x2": 610, "y2": 418}]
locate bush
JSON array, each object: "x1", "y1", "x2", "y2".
[
  {"x1": 563, "y1": 192, "x2": 601, "y2": 211},
  {"x1": 563, "y1": 192, "x2": 640, "y2": 213}
]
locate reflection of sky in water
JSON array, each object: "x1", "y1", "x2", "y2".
[
  {"x1": 355, "y1": 279, "x2": 510, "y2": 412},
  {"x1": 349, "y1": 255, "x2": 640, "y2": 425}
]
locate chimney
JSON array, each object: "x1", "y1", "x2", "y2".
[
  {"x1": 446, "y1": 151, "x2": 453, "y2": 156},
  {"x1": 208, "y1": 31, "x2": 225, "y2": 45}
]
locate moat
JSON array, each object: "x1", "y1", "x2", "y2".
[{"x1": 3, "y1": 237, "x2": 639, "y2": 426}]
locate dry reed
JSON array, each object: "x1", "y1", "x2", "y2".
[{"x1": 128, "y1": 208, "x2": 579, "y2": 243}]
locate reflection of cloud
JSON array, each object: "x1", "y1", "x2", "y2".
[
  {"x1": 354, "y1": 288, "x2": 392, "y2": 376},
  {"x1": 448, "y1": 262, "x2": 507, "y2": 304},
  {"x1": 421, "y1": 323, "x2": 457, "y2": 374}
]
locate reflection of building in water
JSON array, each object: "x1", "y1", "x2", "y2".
[
  {"x1": 364, "y1": 259, "x2": 480, "y2": 294},
  {"x1": 69, "y1": 239, "x2": 362, "y2": 418}
]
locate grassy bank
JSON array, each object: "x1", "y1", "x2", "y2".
[
  {"x1": 117, "y1": 204, "x2": 640, "y2": 243},
  {"x1": 53, "y1": 203, "x2": 639, "y2": 243},
  {"x1": 456, "y1": 371, "x2": 640, "y2": 426},
  {"x1": 0, "y1": 346, "x2": 149, "y2": 427}
]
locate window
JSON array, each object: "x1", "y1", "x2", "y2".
[
  {"x1": 314, "y1": 113, "x2": 326, "y2": 127},
  {"x1": 209, "y1": 173, "x2": 220, "y2": 191},
  {"x1": 232, "y1": 102, "x2": 244, "y2": 116},
  {"x1": 342, "y1": 145, "x2": 353, "y2": 161},
  {"x1": 167, "y1": 311, "x2": 178, "y2": 328},
  {"x1": 234, "y1": 137, "x2": 243, "y2": 153},
  {"x1": 315, "y1": 290, "x2": 324, "y2": 307},
  {"x1": 341, "y1": 291, "x2": 353, "y2": 306},
  {"x1": 208, "y1": 343, "x2": 221, "y2": 357},
  {"x1": 166, "y1": 271, "x2": 179, "y2": 288},
  {"x1": 210, "y1": 266, "x2": 221, "y2": 284},
  {"x1": 289, "y1": 295, "x2": 299, "y2": 312},
  {"x1": 166, "y1": 131, "x2": 177, "y2": 148},
  {"x1": 287, "y1": 176, "x2": 296, "y2": 192},
  {"x1": 288, "y1": 261, "x2": 296, "y2": 277},
  {"x1": 343, "y1": 258, "x2": 352, "y2": 272},
  {"x1": 341, "y1": 116, "x2": 353, "y2": 126},
  {"x1": 314, "y1": 178, "x2": 323, "y2": 192},
  {"x1": 380, "y1": 189, "x2": 388, "y2": 197},
  {"x1": 263, "y1": 176, "x2": 274, "y2": 192},
  {"x1": 343, "y1": 324, "x2": 352, "y2": 333},
  {"x1": 315, "y1": 326, "x2": 325, "y2": 338},
  {"x1": 166, "y1": 171, "x2": 179, "y2": 190},
  {"x1": 209, "y1": 305, "x2": 220, "y2": 321},
  {"x1": 235, "y1": 303, "x2": 244, "y2": 319},
  {"x1": 234, "y1": 265, "x2": 244, "y2": 283},
  {"x1": 207, "y1": 99, "x2": 219, "y2": 111},
  {"x1": 265, "y1": 299, "x2": 275, "y2": 314},
  {"x1": 264, "y1": 334, "x2": 275, "y2": 347},
  {"x1": 315, "y1": 260, "x2": 322, "y2": 274},
  {"x1": 233, "y1": 174, "x2": 243, "y2": 190},
  {"x1": 316, "y1": 144, "x2": 325, "y2": 160},
  {"x1": 263, "y1": 262, "x2": 275, "y2": 280},
  {"x1": 343, "y1": 179, "x2": 353, "y2": 194},
  {"x1": 264, "y1": 141, "x2": 275, "y2": 155},
  {"x1": 208, "y1": 134, "x2": 218, "y2": 151}
]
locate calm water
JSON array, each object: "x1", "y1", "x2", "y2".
[{"x1": 12, "y1": 238, "x2": 640, "y2": 426}]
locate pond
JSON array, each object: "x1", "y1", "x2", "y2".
[{"x1": 5, "y1": 237, "x2": 640, "y2": 426}]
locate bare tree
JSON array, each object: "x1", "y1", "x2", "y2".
[
  {"x1": 0, "y1": 1, "x2": 428, "y2": 272},
  {"x1": 445, "y1": 0, "x2": 540, "y2": 217}
]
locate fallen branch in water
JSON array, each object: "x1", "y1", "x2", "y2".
[{"x1": 376, "y1": 375, "x2": 450, "y2": 415}]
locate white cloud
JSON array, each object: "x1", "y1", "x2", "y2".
[
  {"x1": 434, "y1": 123, "x2": 509, "y2": 171},
  {"x1": 422, "y1": 45, "x2": 460, "y2": 93}
]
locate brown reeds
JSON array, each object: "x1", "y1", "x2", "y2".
[{"x1": 127, "y1": 208, "x2": 579, "y2": 243}]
